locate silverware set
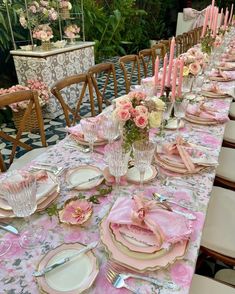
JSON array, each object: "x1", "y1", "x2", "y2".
[
  {"x1": 30, "y1": 163, "x2": 65, "y2": 176},
  {"x1": 106, "y1": 263, "x2": 178, "y2": 292}
]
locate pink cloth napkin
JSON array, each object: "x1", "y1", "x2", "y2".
[
  {"x1": 107, "y1": 195, "x2": 192, "y2": 250},
  {"x1": 210, "y1": 69, "x2": 232, "y2": 80},
  {"x1": 187, "y1": 102, "x2": 229, "y2": 123}
]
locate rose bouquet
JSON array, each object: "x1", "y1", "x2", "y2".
[
  {"x1": 64, "y1": 24, "x2": 80, "y2": 39},
  {"x1": 0, "y1": 80, "x2": 49, "y2": 112},
  {"x1": 113, "y1": 91, "x2": 165, "y2": 148},
  {"x1": 181, "y1": 47, "x2": 206, "y2": 77},
  {"x1": 18, "y1": 0, "x2": 58, "y2": 29},
  {"x1": 59, "y1": 0, "x2": 72, "y2": 10},
  {"x1": 33, "y1": 24, "x2": 53, "y2": 42}
]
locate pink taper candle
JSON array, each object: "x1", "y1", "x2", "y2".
[
  {"x1": 213, "y1": 7, "x2": 219, "y2": 37},
  {"x1": 201, "y1": 6, "x2": 210, "y2": 38},
  {"x1": 171, "y1": 59, "x2": 178, "y2": 101},
  {"x1": 154, "y1": 56, "x2": 159, "y2": 86},
  {"x1": 220, "y1": 8, "x2": 224, "y2": 27},
  {"x1": 177, "y1": 59, "x2": 184, "y2": 98},
  {"x1": 166, "y1": 37, "x2": 175, "y2": 87},
  {"x1": 160, "y1": 54, "x2": 168, "y2": 96},
  {"x1": 209, "y1": 0, "x2": 215, "y2": 29},
  {"x1": 224, "y1": 8, "x2": 229, "y2": 29},
  {"x1": 229, "y1": 4, "x2": 234, "y2": 24}
]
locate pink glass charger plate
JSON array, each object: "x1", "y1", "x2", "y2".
[
  {"x1": 109, "y1": 223, "x2": 163, "y2": 254},
  {"x1": 36, "y1": 243, "x2": 99, "y2": 294},
  {"x1": 100, "y1": 215, "x2": 188, "y2": 273},
  {"x1": 0, "y1": 173, "x2": 60, "y2": 218},
  {"x1": 209, "y1": 76, "x2": 235, "y2": 82},
  {"x1": 65, "y1": 165, "x2": 104, "y2": 191},
  {"x1": 201, "y1": 90, "x2": 230, "y2": 99},
  {"x1": 217, "y1": 66, "x2": 235, "y2": 71},
  {"x1": 126, "y1": 165, "x2": 157, "y2": 184},
  {"x1": 70, "y1": 134, "x2": 107, "y2": 147},
  {"x1": 154, "y1": 153, "x2": 205, "y2": 175},
  {"x1": 184, "y1": 114, "x2": 218, "y2": 125}
]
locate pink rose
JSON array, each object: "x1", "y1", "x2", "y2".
[
  {"x1": 135, "y1": 105, "x2": 148, "y2": 115},
  {"x1": 116, "y1": 108, "x2": 131, "y2": 122},
  {"x1": 170, "y1": 262, "x2": 193, "y2": 287},
  {"x1": 189, "y1": 62, "x2": 201, "y2": 76},
  {"x1": 134, "y1": 114, "x2": 148, "y2": 128}
]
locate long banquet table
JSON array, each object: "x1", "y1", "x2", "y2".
[{"x1": 0, "y1": 72, "x2": 235, "y2": 293}]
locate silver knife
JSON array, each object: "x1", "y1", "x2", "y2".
[
  {"x1": 33, "y1": 241, "x2": 98, "y2": 277},
  {"x1": 67, "y1": 174, "x2": 104, "y2": 189},
  {"x1": 0, "y1": 223, "x2": 19, "y2": 235},
  {"x1": 171, "y1": 209, "x2": 196, "y2": 220}
]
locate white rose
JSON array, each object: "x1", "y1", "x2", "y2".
[
  {"x1": 149, "y1": 111, "x2": 163, "y2": 128},
  {"x1": 151, "y1": 96, "x2": 165, "y2": 110}
]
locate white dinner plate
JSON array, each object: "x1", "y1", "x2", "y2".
[
  {"x1": 165, "y1": 118, "x2": 184, "y2": 130},
  {"x1": 65, "y1": 165, "x2": 104, "y2": 190},
  {"x1": 36, "y1": 243, "x2": 99, "y2": 294},
  {"x1": 126, "y1": 165, "x2": 157, "y2": 184}
]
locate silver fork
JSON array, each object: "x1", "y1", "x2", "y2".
[
  {"x1": 106, "y1": 268, "x2": 138, "y2": 293},
  {"x1": 108, "y1": 264, "x2": 178, "y2": 290}
]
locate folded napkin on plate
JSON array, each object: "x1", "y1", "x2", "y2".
[
  {"x1": 35, "y1": 170, "x2": 57, "y2": 201},
  {"x1": 187, "y1": 101, "x2": 229, "y2": 123},
  {"x1": 219, "y1": 62, "x2": 235, "y2": 69},
  {"x1": 210, "y1": 69, "x2": 232, "y2": 80},
  {"x1": 107, "y1": 195, "x2": 192, "y2": 250},
  {"x1": 159, "y1": 136, "x2": 217, "y2": 172},
  {"x1": 66, "y1": 116, "x2": 105, "y2": 141},
  {"x1": 202, "y1": 83, "x2": 235, "y2": 98}
]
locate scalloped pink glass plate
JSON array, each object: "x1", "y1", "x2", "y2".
[
  {"x1": 36, "y1": 243, "x2": 99, "y2": 294},
  {"x1": 209, "y1": 76, "x2": 235, "y2": 82},
  {"x1": 217, "y1": 66, "x2": 235, "y2": 71},
  {"x1": 184, "y1": 114, "x2": 218, "y2": 125},
  {"x1": 65, "y1": 165, "x2": 104, "y2": 191},
  {"x1": 126, "y1": 165, "x2": 157, "y2": 184},
  {"x1": 110, "y1": 223, "x2": 162, "y2": 254},
  {"x1": 100, "y1": 215, "x2": 188, "y2": 272},
  {"x1": 201, "y1": 90, "x2": 229, "y2": 98},
  {"x1": 70, "y1": 134, "x2": 107, "y2": 146}
]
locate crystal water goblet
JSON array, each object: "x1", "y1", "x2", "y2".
[
  {"x1": 106, "y1": 142, "x2": 130, "y2": 198},
  {"x1": 133, "y1": 140, "x2": 155, "y2": 190},
  {"x1": 101, "y1": 115, "x2": 120, "y2": 144},
  {"x1": 80, "y1": 118, "x2": 98, "y2": 156},
  {"x1": 174, "y1": 100, "x2": 189, "y2": 136},
  {"x1": 1, "y1": 170, "x2": 45, "y2": 248},
  {"x1": 182, "y1": 76, "x2": 194, "y2": 98}
]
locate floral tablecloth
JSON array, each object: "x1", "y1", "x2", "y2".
[{"x1": 0, "y1": 76, "x2": 234, "y2": 293}]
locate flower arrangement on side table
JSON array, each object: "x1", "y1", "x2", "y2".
[
  {"x1": 113, "y1": 91, "x2": 165, "y2": 149},
  {"x1": 64, "y1": 24, "x2": 80, "y2": 43},
  {"x1": 59, "y1": 0, "x2": 72, "y2": 19},
  {"x1": 33, "y1": 24, "x2": 53, "y2": 50}
]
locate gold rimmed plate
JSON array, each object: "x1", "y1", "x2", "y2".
[
  {"x1": 126, "y1": 165, "x2": 157, "y2": 184},
  {"x1": 35, "y1": 243, "x2": 99, "y2": 294}
]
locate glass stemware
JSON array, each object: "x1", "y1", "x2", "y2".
[
  {"x1": 182, "y1": 76, "x2": 194, "y2": 98},
  {"x1": 192, "y1": 75, "x2": 204, "y2": 97},
  {"x1": 105, "y1": 142, "x2": 130, "y2": 198},
  {"x1": 100, "y1": 114, "x2": 120, "y2": 144},
  {"x1": 174, "y1": 99, "x2": 189, "y2": 136},
  {"x1": 1, "y1": 171, "x2": 45, "y2": 248},
  {"x1": 133, "y1": 140, "x2": 155, "y2": 190},
  {"x1": 80, "y1": 118, "x2": 98, "y2": 156}
]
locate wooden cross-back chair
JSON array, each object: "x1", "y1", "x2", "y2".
[
  {"x1": 51, "y1": 73, "x2": 95, "y2": 127},
  {"x1": 0, "y1": 90, "x2": 46, "y2": 171},
  {"x1": 138, "y1": 49, "x2": 155, "y2": 77},
  {"x1": 88, "y1": 63, "x2": 118, "y2": 113},
  {"x1": 175, "y1": 35, "x2": 184, "y2": 56},
  {"x1": 119, "y1": 55, "x2": 141, "y2": 94},
  {"x1": 0, "y1": 152, "x2": 6, "y2": 172},
  {"x1": 151, "y1": 43, "x2": 166, "y2": 60},
  {"x1": 182, "y1": 32, "x2": 190, "y2": 52},
  {"x1": 158, "y1": 40, "x2": 170, "y2": 54}
]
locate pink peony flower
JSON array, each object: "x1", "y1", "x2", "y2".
[
  {"x1": 128, "y1": 91, "x2": 147, "y2": 102},
  {"x1": 59, "y1": 199, "x2": 93, "y2": 225},
  {"x1": 135, "y1": 105, "x2": 148, "y2": 115},
  {"x1": 189, "y1": 62, "x2": 201, "y2": 76},
  {"x1": 116, "y1": 108, "x2": 131, "y2": 122},
  {"x1": 134, "y1": 114, "x2": 148, "y2": 128}
]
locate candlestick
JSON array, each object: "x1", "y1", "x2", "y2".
[
  {"x1": 220, "y1": 8, "x2": 223, "y2": 27},
  {"x1": 177, "y1": 59, "x2": 184, "y2": 98},
  {"x1": 224, "y1": 8, "x2": 229, "y2": 29},
  {"x1": 209, "y1": 0, "x2": 215, "y2": 29},
  {"x1": 166, "y1": 37, "x2": 175, "y2": 87},
  {"x1": 213, "y1": 7, "x2": 219, "y2": 37},
  {"x1": 229, "y1": 4, "x2": 234, "y2": 24},
  {"x1": 154, "y1": 56, "x2": 159, "y2": 87},
  {"x1": 171, "y1": 59, "x2": 178, "y2": 101},
  {"x1": 201, "y1": 6, "x2": 210, "y2": 38},
  {"x1": 160, "y1": 54, "x2": 168, "y2": 96}
]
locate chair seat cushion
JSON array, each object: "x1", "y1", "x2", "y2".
[
  {"x1": 216, "y1": 147, "x2": 235, "y2": 182},
  {"x1": 215, "y1": 269, "x2": 235, "y2": 286},
  {"x1": 190, "y1": 274, "x2": 235, "y2": 294},
  {"x1": 8, "y1": 147, "x2": 48, "y2": 171},
  {"x1": 229, "y1": 102, "x2": 235, "y2": 118},
  {"x1": 224, "y1": 121, "x2": 235, "y2": 143},
  {"x1": 201, "y1": 186, "x2": 235, "y2": 258}
]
